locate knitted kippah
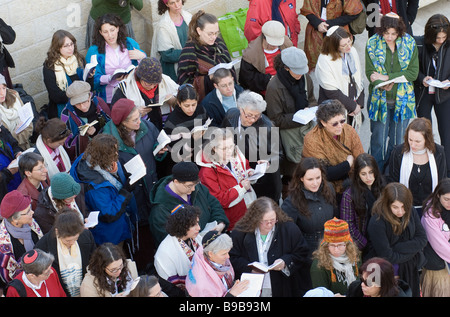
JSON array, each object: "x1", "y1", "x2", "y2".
[
  {"x1": 322, "y1": 217, "x2": 352, "y2": 244},
  {"x1": 135, "y1": 57, "x2": 162, "y2": 84}
]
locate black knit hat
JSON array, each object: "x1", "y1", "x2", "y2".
[
  {"x1": 172, "y1": 161, "x2": 199, "y2": 182},
  {"x1": 135, "y1": 57, "x2": 162, "y2": 84}
]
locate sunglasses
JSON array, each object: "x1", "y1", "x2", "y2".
[
  {"x1": 330, "y1": 119, "x2": 346, "y2": 127},
  {"x1": 178, "y1": 83, "x2": 194, "y2": 91},
  {"x1": 430, "y1": 24, "x2": 449, "y2": 30},
  {"x1": 59, "y1": 127, "x2": 70, "y2": 136}
]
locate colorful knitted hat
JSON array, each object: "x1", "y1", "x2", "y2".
[
  {"x1": 322, "y1": 217, "x2": 352, "y2": 244},
  {"x1": 135, "y1": 57, "x2": 162, "y2": 84}
]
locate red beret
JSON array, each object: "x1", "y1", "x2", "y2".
[
  {"x1": 0, "y1": 190, "x2": 31, "y2": 219},
  {"x1": 111, "y1": 98, "x2": 136, "y2": 125}
]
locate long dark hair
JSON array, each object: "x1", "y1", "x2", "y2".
[
  {"x1": 288, "y1": 157, "x2": 336, "y2": 217},
  {"x1": 424, "y1": 14, "x2": 450, "y2": 46},
  {"x1": 350, "y1": 153, "x2": 384, "y2": 230},
  {"x1": 92, "y1": 13, "x2": 128, "y2": 54},
  {"x1": 423, "y1": 178, "x2": 450, "y2": 218}
]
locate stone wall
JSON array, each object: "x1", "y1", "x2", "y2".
[{"x1": 0, "y1": 0, "x2": 439, "y2": 110}]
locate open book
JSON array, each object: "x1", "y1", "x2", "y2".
[
  {"x1": 374, "y1": 75, "x2": 408, "y2": 89},
  {"x1": 247, "y1": 162, "x2": 267, "y2": 181},
  {"x1": 15, "y1": 102, "x2": 34, "y2": 134},
  {"x1": 208, "y1": 59, "x2": 240, "y2": 76},
  {"x1": 111, "y1": 64, "x2": 135, "y2": 81},
  {"x1": 78, "y1": 120, "x2": 98, "y2": 137},
  {"x1": 191, "y1": 118, "x2": 212, "y2": 134},
  {"x1": 83, "y1": 55, "x2": 98, "y2": 81},
  {"x1": 293, "y1": 106, "x2": 318, "y2": 125},
  {"x1": 426, "y1": 79, "x2": 450, "y2": 88},
  {"x1": 145, "y1": 94, "x2": 174, "y2": 107},
  {"x1": 238, "y1": 273, "x2": 264, "y2": 297},
  {"x1": 153, "y1": 129, "x2": 171, "y2": 156},
  {"x1": 85, "y1": 211, "x2": 100, "y2": 228},
  {"x1": 124, "y1": 154, "x2": 147, "y2": 185},
  {"x1": 248, "y1": 259, "x2": 283, "y2": 273}
]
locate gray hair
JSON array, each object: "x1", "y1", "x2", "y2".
[
  {"x1": 21, "y1": 249, "x2": 55, "y2": 276},
  {"x1": 203, "y1": 233, "x2": 233, "y2": 255},
  {"x1": 237, "y1": 90, "x2": 267, "y2": 113}
]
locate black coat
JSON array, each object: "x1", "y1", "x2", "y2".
[
  {"x1": 35, "y1": 228, "x2": 97, "y2": 297},
  {"x1": 414, "y1": 36, "x2": 450, "y2": 106},
  {"x1": 229, "y1": 221, "x2": 310, "y2": 297}
]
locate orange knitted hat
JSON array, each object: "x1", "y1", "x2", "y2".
[{"x1": 322, "y1": 217, "x2": 352, "y2": 244}]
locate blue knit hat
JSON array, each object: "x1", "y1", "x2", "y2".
[{"x1": 50, "y1": 172, "x2": 81, "y2": 199}]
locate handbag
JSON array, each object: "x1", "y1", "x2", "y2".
[{"x1": 218, "y1": 9, "x2": 248, "y2": 58}]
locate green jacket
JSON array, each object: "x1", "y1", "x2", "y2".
[
  {"x1": 149, "y1": 175, "x2": 229, "y2": 246},
  {"x1": 89, "y1": 0, "x2": 143, "y2": 24}
]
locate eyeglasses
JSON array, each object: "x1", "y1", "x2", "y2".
[
  {"x1": 260, "y1": 218, "x2": 277, "y2": 225},
  {"x1": 339, "y1": 39, "x2": 352, "y2": 49},
  {"x1": 360, "y1": 276, "x2": 379, "y2": 288},
  {"x1": 19, "y1": 206, "x2": 33, "y2": 217},
  {"x1": 329, "y1": 119, "x2": 346, "y2": 127},
  {"x1": 217, "y1": 81, "x2": 234, "y2": 89},
  {"x1": 328, "y1": 243, "x2": 346, "y2": 250},
  {"x1": 105, "y1": 262, "x2": 124, "y2": 274},
  {"x1": 62, "y1": 42, "x2": 74, "y2": 48},
  {"x1": 182, "y1": 181, "x2": 199, "y2": 190},
  {"x1": 241, "y1": 108, "x2": 261, "y2": 121}
]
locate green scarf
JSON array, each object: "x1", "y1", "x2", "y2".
[{"x1": 367, "y1": 33, "x2": 416, "y2": 123}]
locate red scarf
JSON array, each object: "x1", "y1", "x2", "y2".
[
  {"x1": 136, "y1": 80, "x2": 158, "y2": 100},
  {"x1": 379, "y1": 0, "x2": 397, "y2": 15}
]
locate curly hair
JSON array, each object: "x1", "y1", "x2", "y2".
[
  {"x1": 92, "y1": 13, "x2": 128, "y2": 54},
  {"x1": 44, "y1": 29, "x2": 84, "y2": 70},
  {"x1": 233, "y1": 197, "x2": 292, "y2": 233},
  {"x1": 87, "y1": 243, "x2": 131, "y2": 297},
  {"x1": 83, "y1": 134, "x2": 119, "y2": 170},
  {"x1": 312, "y1": 240, "x2": 360, "y2": 272},
  {"x1": 288, "y1": 157, "x2": 336, "y2": 217},
  {"x1": 376, "y1": 14, "x2": 407, "y2": 38},
  {"x1": 166, "y1": 205, "x2": 201, "y2": 238},
  {"x1": 315, "y1": 99, "x2": 347, "y2": 128}
]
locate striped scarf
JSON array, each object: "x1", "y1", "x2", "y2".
[{"x1": 367, "y1": 33, "x2": 416, "y2": 123}]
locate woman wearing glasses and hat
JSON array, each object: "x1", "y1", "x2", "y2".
[
  {"x1": 61, "y1": 80, "x2": 111, "y2": 162},
  {"x1": 0, "y1": 191, "x2": 43, "y2": 294},
  {"x1": 415, "y1": 14, "x2": 450, "y2": 177}
]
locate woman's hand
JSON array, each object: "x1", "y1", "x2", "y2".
[
  {"x1": 241, "y1": 179, "x2": 251, "y2": 191},
  {"x1": 349, "y1": 104, "x2": 362, "y2": 116},
  {"x1": 318, "y1": 22, "x2": 329, "y2": 33},
  {"x1": 370, "y1": 72, "x2": 389, "y2": 83},
  {"x1": 422, "y1": 76, "x2": 433, "y2": 87},
  {"x1": 228, "y1": 279, "x2": 250, "y2": 297},
  {"x1": 87, "y1": 126, "x2": 96, "y2": 136},
  {"x1": 128, "y1": 48, "x2": 146, "y2": 61},
  {"x1": 381, "y1": 82, "x2": 395, "y2": 91},
  {"x1": 442, "y1": 79, "x2": 450, "y2": 90}
]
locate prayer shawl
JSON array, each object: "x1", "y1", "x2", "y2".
[
  {"x1": 185, "y1": 246, "x2": 235, "y2": 297},
  {"x1": 154, "y1": 234, "x2": 202, "y2": 287},
  {"x1": 316, "y1": 46, "x2": 364, "y2": 100},
  {"x1": 115, "y1": 69, "x2": 178, "y2": 115},
  {"x1": 301, "y1": 0, "x2": 362, "y2": 69},
  {"x1": 57, "y1": 237, "x2": 83, "y2": 297},
  {"x1": 400, "y1": 149, "x2": 438, "y2": 192},
  {"x1": 0, "y1": 95, "x2": 33, "y2": 149},
  {"x1": 54, "y1": 56, "x2": 79, "y2": 91},
  {"x1": 35, "y1": 135, "x2": 71, "y2": 178},
  {"x1": 302, "y1": 124, "x2": 364, "y2": 193},
  {"x1": 366, "y1": 33, "x2": 417, "y2": 123}
]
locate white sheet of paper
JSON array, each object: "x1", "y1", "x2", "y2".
[
  {"x1": 293, "y1": 106, "x2": 318, "y2": 125},
  {"x1": 16, "y1": 102, "x2": 34, "y2": 134},
  {"x1": 238, "y1": 273, "x2": 264, "y2": 297},
  {"x1": 153, "y1": 130, "x2": 171, "y2": 156},
  {"x1": 248, "y1": 162, "x2": 267, "y2": 181},
  {"x1": 124, "y1": 154, "x2": 147, "y2": 185},
  {"x1": 426, "y1": 79, "x2": 450, "y2": 88},
  {"x1": 85, "y1": 211, "x2": 100, "y2": 228}
]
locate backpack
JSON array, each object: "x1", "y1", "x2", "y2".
[
  {"x1": 342, "y1": 0, "x2": 367, "y2": 35},
  {"x1": 5, "y1": 279, "x2": 27, "y2": 297}
]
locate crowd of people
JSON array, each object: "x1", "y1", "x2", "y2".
[{"x1": 0, "y1": 0, "x2": 449, "y2": 299}]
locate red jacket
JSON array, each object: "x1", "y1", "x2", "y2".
[
  {"x1": 198, "y1": 152, "x2": 252, "y2": 231},
  {"x1": 244, "y1": 0, "x2": 300, "y2": 46},
  {"x1": 6, "y1": 267, "x2": 67, "y2": 297}
]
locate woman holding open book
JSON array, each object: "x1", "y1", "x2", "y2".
[
  {"x1": 61, "y1": 80, "x2": 110, "y2": 162},
  {"x1": 230, "y1": 197, "x2": 310, "y2": 297},
  {"x1": 365, "y1": 12, "x2": 419, "y2": 173},
  {"x1": 86, "y1": 13, "x2": 146, "y2": 105}
]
